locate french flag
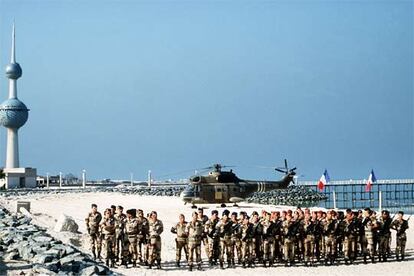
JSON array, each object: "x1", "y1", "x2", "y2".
[
  {"x1": 365, "y1": 169, "x2": 377, "y2": 192},
  {"x1": 317, "y1": 169, "x2": 330, "y2": 191}
]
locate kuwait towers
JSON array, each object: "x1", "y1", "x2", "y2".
[{"x1": 0, "y1": 24, "x2": 36, "y2": 189}]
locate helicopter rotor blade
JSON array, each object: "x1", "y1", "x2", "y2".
[{"x1": 275, "y1": 168, "x2": 286, "y2": 173}]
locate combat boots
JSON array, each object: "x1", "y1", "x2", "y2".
[
  {"x1": 92, "y1": 252, "x2": 96, "y2": 260},
  {"x1": 156, "y1": 260, "x2": 162, "y2": 269},
  {"x1": 176, "y1": 261, "x2": 180, "y2": 267},
  {"x1": 219, "y1": 261, "x2": 224, "y2": 269},
  {"x1": 197, "y1": 263, "x2": 202, "y2": 271},
  {"x1": 189, "y1": 265, "x2": 193, "y2": 271}
]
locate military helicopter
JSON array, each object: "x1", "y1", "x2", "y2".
[{"x1": 180, "y1": 159, "x2": 296, "y2": 208}]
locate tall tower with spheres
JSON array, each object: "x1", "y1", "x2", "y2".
[{"x1": 0, "y1": 24, "x2": 37, "y2": 189}]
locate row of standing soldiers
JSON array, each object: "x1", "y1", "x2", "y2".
[
  {"x1": 85, "y1": 204, "x2": 409, "y2": 271},
  {"x1": 84, "y1": 204, "x2": 163, "y2": 269},
  {"x1": 171, "y1": 208, "x2": 409, "y2": 271}
]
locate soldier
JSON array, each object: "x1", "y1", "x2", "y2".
[
  {"x1": 240, "y1": 215, "x2": 254, "y2": 268},
  {"x1": 362, "y1": 208, "x2": 377, "y2": 263},
  {"x1": 271, "y1": 211, "x2": 284, "y2": 263},
  {"x1": 262, "y1": 211, "x2": 276, "y2": 267},
  {"x1": 186, "y1": 211, "x2": 204, "y2": 271},
  {"x1": 230, "y1": 212, "x2": 242, "y2": 265},
  {"x1": 251, "y1": 211, "x2": 263, "y2": 264},
  {"x1": 217, "y1": 209, "x2": 233, "y2": 269},
  {"x1": 343, "y1": 209, "x2": 358, "y2": 264},
  {"x1": 148, "y1": 211, "x2": 164, "y2": 269},
  {"x1": 136, "y1": 209, "x2": 149, "y2": 265},
  {"x1": 171, "y1": 214, "x2": 188, "y2": 267},
  {"x1": 205, "y1": 210, "x2": 220, "y2": 266},
  {"x1": 282, "y1": 212, "x2": 296, "y2": 266},
  {"x1": 100, "y1": 208, "x2": 116, "y2": 267},
  {"x1": 197, "y1": 208, "x2": 209, "y2": 259},
  {"x1": 335, "y1": 211, "x2": 346, "y2": 259},
  {"x1": 323, "y1": 210, "x2": 337, "y2": 265},
  {"x1": 114, "y1": 205, "x2": 127, "y2": 265},
  {"x1": 391, "y1": 211, "x2": 409, "y2": 261},
  {"x1": 85, "y1": 203, "x2": 102, "y2": 260},
  {"x1": 378, "y1": 210, "x2": 392, "y2": 262},
  {"x1": 125, "y1": 209, "x2": 139, "y2": 267},
  {"x1": 302, "y1": 212, "x2": 316, "y2": 266}
]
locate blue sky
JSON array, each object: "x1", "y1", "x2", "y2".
[{"x1": 0, "y1": 0, "x2": 412, "y2": 181}]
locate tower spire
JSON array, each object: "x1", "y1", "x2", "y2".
[{"x1": 11, "y1": 22, "x2": 16, "y2": 63}]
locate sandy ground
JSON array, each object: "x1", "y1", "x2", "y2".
[{"x1": 1, "y1": 192, "x2": 413, "y2": 276}]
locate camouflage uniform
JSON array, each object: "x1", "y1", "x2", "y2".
[
  {"x1": 391, "y1": 218, "x2": 409, "y2": 260},
  {"x1": 282, "y1": 219, "x2": 297, "y2": 265},
  {"x1": 252, "y1": 220, "x2": 263, "y2": 262},
  {"x1": 148, "y1": 219, "x2": 164, "y2": 267},
  {"x1": 137, "y1": 216, "x2": 149, "y2": 263},
  {"x1": 114, "y1": 213, "x2": 127, "y2": 262},
  {"x1": 240, "y1": 222, "x2": 254, "y2": 267},
  {"x1": 100, "y1": 216, "x2": 116, "y2": 267},
  {"x1": 186, "y1": 220, "x2": 204, "y2": 270},
  {"x1": 171, "y1": 221, "x2": 188, "y2": 265},
  {"x1": 378, "y1": 216, "x2": 392, "y2": 262},
  {"x1": 362, "y1": 216, "x2": 378, "y2": 262},
  {"x1": 217, "y1": 218, "x2": 234, "y2": 268},
  {"x1": 85, "y1": 211, "x2": 102, "y2": 259},
  {"x1": 272, "y1": 219, "x2": 284, "y2": 263},
  {"x1": 125, "y1": 217, "x2": 139, "y2": 265},
  {"x1": 343, "y1": 218, "x2": 358, "y2": 263},
  {"x1": 303, "y1": 218, "x2": 316, "y2": 265},
  {"x1": 205, "y1": 218, "x2": 220, "y2": 264},
  {"x1": 323, "y1": 218, "x2": 337, "y2": 264},
  {"x1": 198, "y1": 214, "x2": 209, "y2": 259},
  {"x1": 262, "y1": 219, "x2": 276, "y2": 266},
  {"x1": 230, "y1": 219, "x2": 242, "y2": 264}
]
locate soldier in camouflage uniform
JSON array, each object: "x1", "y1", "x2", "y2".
[
  {"x1": 197, "y1": 208, "x2": 209, "y2": 259},
  {"x1": 217, "y1": 209, "x2": 233, "y2": 269},
  {"x1": 323, "y1": 210, "x2": 337, "y2": 265},
  {"x1": 271, "y1": 211, "x2": 283, "y2": 263},
  {"x1": 262, "y1": 211, "x2": 276, "y2": 267},
  {"x1": 171, "y1": 214, "x2": 188, "y2": 267},
  {"x1": 282, "y1": 212, "x2": 296, "y2": 266},
  {"x1": 136, "y1": 209, "x2": 148, "y2": 265},
  {"x1": 391, "y1": 211, "x2": 409, "y2": 261},
  {"x1": 148, "y1": 211, "x2": 164, "y2": 269},
  {"x1": 378, "y1": 210, "x2": 392, "y2": 262},
  {"x1": 343, "y1": 209, "x2": 358, "y2": 264},
  {"x1": 113, "y1": 206, "x2": 127, "y2": 264},
  {"x1": 335, "y1": 211, "x2": 346, "y2": 259},
  {"x1": 303, "y1": 212, "x2": 316, "y2": 266},
  {"x1": 251, "y1": 211, "x2": 263, "y2": 264},
  {"x1": 205, "y1": 210, "x2": 220, "y2": 266},
  {"x1": 240, "y1": 215, "x2": 254, "y2": 268},
  {"x1": 85, "y1": 204, "x2": 102, "y2": 260},
  {"x1": 361, "y1": 208, "x2": 378, "y2": 263},
  {"x1": 186, "y1": 211, "x2": 204, "y2": 271},
  {"x1": 230, "y1": 212, "x2": 242, "y2": 265},
  {"x1": 100, "y1": 208, "x2": 116, "y2": 267},
  {"x1": 125, "y1": 209, "x2": 139, "y2": 267}
]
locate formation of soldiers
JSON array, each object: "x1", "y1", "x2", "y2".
[
  {"x1": 85, "y1": 204, "x2": 410, "y2": 271},
  {"x1": 84, "y1": 204, "x2": 163, "y2": 269}
]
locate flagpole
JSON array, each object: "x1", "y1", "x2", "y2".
[{"x1": 333, "y1": 189, "x2": 337, "y2": 209}]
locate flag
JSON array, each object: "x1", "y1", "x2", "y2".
[
  {"x1": 317, "y1": 169, "x2": 330, "y2": 191},
  {"x1": 365, "y1": 169, "x2": 377, "y2": 192}
]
